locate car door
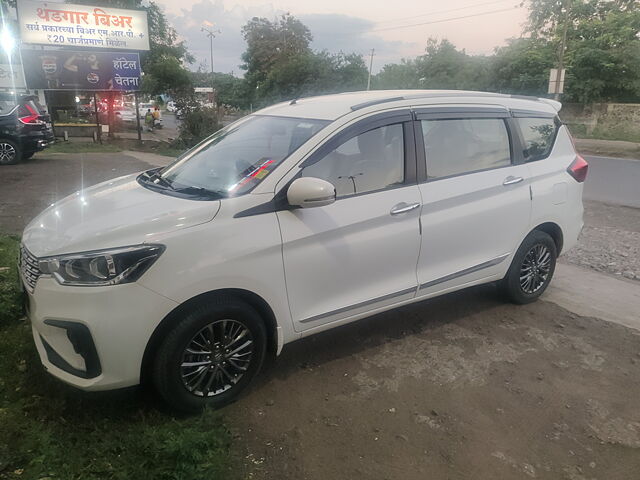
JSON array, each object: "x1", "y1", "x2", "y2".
[
  {"x1": 276, "y1": 111, "x2": 422, "y2": 332},
  {"x1": 414, "y1": 106, "x2": 532, "y2": 296}
]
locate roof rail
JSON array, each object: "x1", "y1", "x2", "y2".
[
  {"x1": 350, "y1": 96, "x2": 405, "y2": 111},
  {"x1": 509, "y1": 94, "x2": 541, "y2": 102},
  {"x1": 349, "y1": 91, "x2": 552, "y2": 112}
]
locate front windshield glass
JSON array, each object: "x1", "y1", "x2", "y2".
[{"x1": 159, "y1": 115, "x2": 328, "y2": 197}]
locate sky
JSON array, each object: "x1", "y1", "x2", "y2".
[{"x1": 157, "y1": 0, "x2": 530, "y2": 75}]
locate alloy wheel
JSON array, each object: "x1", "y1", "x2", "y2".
[
  {"x1": 0, "y1": 142, "x2": 16, "y2": 164},
  {"x1": 519, "y1": 244, "x2": 551, "y2": 294},
  {"x1": 180, "y1": 319, "x2": 254, "y2": 397}
]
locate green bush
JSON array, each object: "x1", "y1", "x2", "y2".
[{"x1": 177, "y1": 107, "x2": 221, "y2": 148}]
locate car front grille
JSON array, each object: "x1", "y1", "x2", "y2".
[{"x1": 20, "y1": 246, "x2": 41, "y2": 293}]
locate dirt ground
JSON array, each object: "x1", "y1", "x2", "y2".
[
  {"x1": 2, "y1": 151, "x2": 640, "y2": 480},
  {"x1": 228, "y1": 289, "x2": 640, "y2": 480},
  {"x1": 575, "y1": 138, "x2": 640, "y2": 159},
  {"x1": 0, "y1": 151, "x2": 169, "y2": 235}
]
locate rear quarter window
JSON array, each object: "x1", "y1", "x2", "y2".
[
  {"x1": 0, "y1": 93, "x2": 17, "y2": 115},
  {"x1": 516, "y1": 117, "x2": 558, "y2": 162}
]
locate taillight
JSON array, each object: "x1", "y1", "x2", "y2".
[
  {"x1": 18, "y1": 103, "x2": 44, "y2": 125},
  {"x1": 567, "y1": 155, "x2": 588, "y2": 183}
]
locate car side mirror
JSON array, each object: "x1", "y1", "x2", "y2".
[{"x1": 287, "y1": 177, "x2": 336, "y2": 208}]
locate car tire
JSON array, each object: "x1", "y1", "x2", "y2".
[
  {"x1": 0, "y1": 139, "x2": 21, "y2": 165},
  {"x1": 500, "y1": 230, "x2": 557, "y2": 304},
  {"x1": 152, "y1": 296, "x2": 267, "y2": 413}
]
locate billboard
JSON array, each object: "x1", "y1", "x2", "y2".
[
  {"x1": 22, "y1": 50, "x2": 141, "y2": 91},
  {"x1": 0, "y1": 64, "x2": 26, "y2": 90},
  {"x1": 17, "y1": 0, "x2": 150, "y2": 51}
]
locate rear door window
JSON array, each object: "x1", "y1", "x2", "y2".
[
  {"x1": 421, "y1": 118, "x2": 511, "y2": 179},
  {"x1": 516, "y1": 117, "x2": 558, "y2": 162}
]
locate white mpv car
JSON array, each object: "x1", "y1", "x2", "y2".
[{"x1": 21, "y1": 91, "x2": 588, "y2": 412}]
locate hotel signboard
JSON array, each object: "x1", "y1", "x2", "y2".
[{"x1": 22, "y1": 50, "x2": 141, "y2": 91}]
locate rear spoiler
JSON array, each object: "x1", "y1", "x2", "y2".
[{"x1": 539, "y1": 98, "x2": 562, "y2": 112}]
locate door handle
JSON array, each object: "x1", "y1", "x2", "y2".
[
  {"x1": 503, "y1": 176, "x2": 524, "y2": 186},
  {"x1": 390, "y1": 202, "x2": 421, "y2": 215}
]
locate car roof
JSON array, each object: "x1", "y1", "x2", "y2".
[{"x1": 256, "y1": 89, "x2": 561, "y2": 121}]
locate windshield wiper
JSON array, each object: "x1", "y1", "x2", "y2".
[
  {"x1": 171, "y1": 186, "x2": 224, "y2": 198},
  {"x1": 147, "y1": 171, "x2": 174, "y2": 189}
]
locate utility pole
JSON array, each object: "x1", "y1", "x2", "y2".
[
  {"x1": 367, "y1": 48, "x2": 375, "y2": 91},
  {"x1": 554, "y1": 1, "x2": 570, "y2": 101},
  {"x1": 201, "y1": 26, "x2": 221, "y2": 104}
]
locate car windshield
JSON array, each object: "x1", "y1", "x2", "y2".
[{"x1": 157, "y1": 115, "x2": 328, "y2": 197}]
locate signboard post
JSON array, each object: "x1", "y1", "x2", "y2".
[
  {"x1": 134, "y1": 91, "x2": 141, "y2": 141},
  {"x1": 17, "y1": 0, "x2": 150, "y2": 51},
  {"x1": 548, "y1": 68, "x2": 566, "y2": 96}
]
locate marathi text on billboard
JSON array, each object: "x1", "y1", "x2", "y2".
[
  {"x1": 22, "y1": 50, "x2": 142, "y2": 91},
  {"x1": 17, "y1": 0, "x2": 150, "y2": 51}
]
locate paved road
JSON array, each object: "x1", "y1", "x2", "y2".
[{"x1": 583, "y1": 155, "x2": 640, "y2": 208}]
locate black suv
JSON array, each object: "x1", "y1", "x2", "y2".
[{"x1": 0, "y1": 93, "x2": 54, "y2": 165}]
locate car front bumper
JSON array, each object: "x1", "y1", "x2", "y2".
[{"x1": 25, "y1": 275, "x2": 178, "y2": 391}]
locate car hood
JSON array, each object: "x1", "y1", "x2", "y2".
[{"x1": 22, "y1": 174, "x2": 221, "y2": 257}]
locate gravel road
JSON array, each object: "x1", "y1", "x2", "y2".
[{"x1": 560, "y1": 201, "x2": 640, "y2": 282}]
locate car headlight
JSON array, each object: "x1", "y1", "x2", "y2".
[{"x1": 37, "y1": 245, "x2": 165, "y2": 287}]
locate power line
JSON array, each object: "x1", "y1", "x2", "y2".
[
  {"x1": 369, "y1": 6, "x2": 521, "y2": 34},
  {"x1": 369, "y1": 0, "x2": 515, "y2": 27}
]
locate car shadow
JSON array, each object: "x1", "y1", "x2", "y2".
[
  {"x1": 246, "y1": 283, "x2": 506, "y2": 393},
  {"x1": 26, "y1": 283, "x2": 505, "y2": 417}
]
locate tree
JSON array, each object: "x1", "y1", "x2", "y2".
[
  {"x1": 564, "y1": 4, "x2": 640, "y2": 102},
  {"x1": 372, "y1": 1, "x2": 640, "y2": 103},
  {"x1": 490, "y1": 38, "x2": 555, "y2": 95},
  {"x1": 241, "y1": 14, "x2": 313, "y2": 102},
  {"x1": 240, "y1": 14, "x2": 368, "y2": 105},
  {"x1": 374, "y1": 60, "x2": 420, "y2": 90},
  {"x1": 413, "y1": 39, "x2": 491, "y2": 91},
  {"x1": 526, "y1": 0, "x2": 640, "y2": 102}
]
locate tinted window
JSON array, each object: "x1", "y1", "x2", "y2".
[
  {"x1": 159, "y1": 115, "x2": 328, "y2": 197},
  {"x1": 301, "y1": 124, "x2": 404, "y2": 197},
  {"x1": 421, "y1": 118, "x2": 511, "y2": 179},
  {"x1": 517, "y1": 117, "x2": 557, "y2": 161},
  {"x1": 0, "y1": 93, "x2": 17, "y2": 114}
]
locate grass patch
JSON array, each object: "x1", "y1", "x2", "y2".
[
  {"x1": 0, "y1": 235, "x2": 233, "y2": 480},
  {"x1": 44, "y1": 139, "x2": 186, "y2": 158},
  {"x1": 45, "y1": 142, "x2": 123, "y2": 154},
  {"x1": 567, "y1": 123, "x2": 640, "y2": 143},
  {"x1": 0, "y1": 236, "x2": 21, "y2": 327}
]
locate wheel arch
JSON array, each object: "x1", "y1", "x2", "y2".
[
  {"x1": 532, "y1": 222, "x2": 564, "y2": 254},
  {"x1": 140, "y1": 288, "x2": 279, "y2": 385}
]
